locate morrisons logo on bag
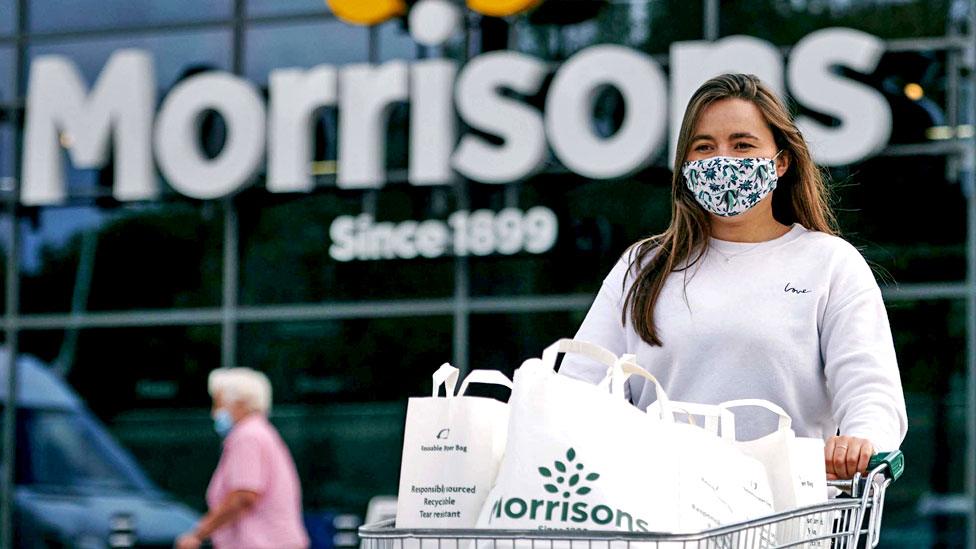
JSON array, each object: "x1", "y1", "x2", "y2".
[{"x1": 487, "y1": 448, "x2": 651, "y2": 532}]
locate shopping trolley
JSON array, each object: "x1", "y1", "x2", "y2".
[{"x1": 358, "y1": 451, "x2": 903, "y2": 549}]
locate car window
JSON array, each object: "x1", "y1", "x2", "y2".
[{"x1": 11, "y1": 407, "x2": 146, "y2": 490}]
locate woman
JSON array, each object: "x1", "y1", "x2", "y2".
[
  {"x1": 560, "y1": 73, "x2": 907, "y2": 481},
  {"x1": 176, "y1": 368, "x2": 309, "y2": 549}
]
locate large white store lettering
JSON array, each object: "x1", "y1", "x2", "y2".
[{"x1": 20, "y1": 27, "x2": 890, "y2": 206}]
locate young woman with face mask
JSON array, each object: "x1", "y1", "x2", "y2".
[{"x1": 559, "y1": 73, "x2": 907, "y2": 481}]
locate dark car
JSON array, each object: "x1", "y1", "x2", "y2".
[{"x1": 1, "y1": 350, "x2": 199, "y2": 548}]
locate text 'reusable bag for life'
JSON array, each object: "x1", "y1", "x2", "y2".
[
  {"x1": 475, "y1": 339, "x2": 775, "y2": 537},
  {"x1": 396, "y1": 364, "x2": 512, "y2": 528}
]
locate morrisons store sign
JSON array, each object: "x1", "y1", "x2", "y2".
[{"x1": 19, "y1": 1, "x2": 894, "y2": 261}]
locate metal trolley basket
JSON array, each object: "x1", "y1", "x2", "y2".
[{"x1": 359, "y1": 451, "x2": 903, "y2": 549}]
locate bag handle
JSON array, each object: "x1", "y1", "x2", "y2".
[
  {"x1": 541, "y1": 339, "x2": 618, "y2": 372},
  {"x1": 649, "y1": 400, "x2": 736, "y2": 440},
  {"x1": 458, "y1": 369, "x2": 513, "y2": 396},
  {"x1": 610, "y1": 357, "x2": 672, "y2": 421},
  {"x1": 718, "y1": 398, "x2": 792, "y2": 431},
  {"x1": 432, "y1": 363, "x2": 460, "y2": 397}
]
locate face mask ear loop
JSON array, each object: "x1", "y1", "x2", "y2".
[{"x1": 770, "y1": 149, "x2": 786, "y2": 177}]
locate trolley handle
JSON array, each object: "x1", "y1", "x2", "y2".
[{"x1": 826, "y1": 450, "x2": 904, "y2": 495}]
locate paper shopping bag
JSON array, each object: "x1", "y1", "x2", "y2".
[
  {"x1": 396, "y1": 364, "x2": 512, "y2": 529},
  {"x1": 646, "y1": 400, "x2": 776, "y2": 534},
  {"x1": 719, "y1": 399, "x2": 829, "y2": 547},
  {"x1": 476, "y1": 339, "x2": 757, "y2": 539}
]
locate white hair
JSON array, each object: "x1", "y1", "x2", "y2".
[{"x1": 208, "y1": 367, "x2": 272, "y2": 414}]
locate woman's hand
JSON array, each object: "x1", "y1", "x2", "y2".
[
  {"x1": 174, "y1": 532, "x2": 202, "y2": 549},
  {"x1": 825, "y1": 435, "x2": 874, "y2": 480}
]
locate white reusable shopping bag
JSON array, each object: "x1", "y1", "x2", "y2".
[
  {"x1": 475, "y1": 339, "x2": 763, "y2": 540},
  {"x1": 718, "y1": 399, "x2": 829, "y2": 546},
  {"x1": 645, "y1": 400, "x2": 776, "y2": 530},
  {"x1": 396, "y1": 364, "x2": 512, "y2": 529}
]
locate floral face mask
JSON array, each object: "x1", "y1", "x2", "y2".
[{"x1": 681, "y1": 153, "x2": 781, "y2": 217}]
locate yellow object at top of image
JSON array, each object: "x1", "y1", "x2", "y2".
[{"x1": 326, "y1": 0, "x2": 544, "y2": 25}]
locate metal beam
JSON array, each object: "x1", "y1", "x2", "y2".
[
  {"x1": 965, "y1": 2, "x2": 976, "y2": 547},
  {"x1": 0, "y1": 1, "x2": 25, "y2": 546}
]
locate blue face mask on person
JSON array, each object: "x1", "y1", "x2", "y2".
[{"x1": 213, "y1": 408, "x2": 234, "y2": 438}]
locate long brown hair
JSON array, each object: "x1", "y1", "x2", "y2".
[{"x1": 623, "y1": 73, "x2": 837, "y2": 346}]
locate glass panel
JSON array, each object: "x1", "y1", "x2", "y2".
[
  {"x1": 13, "y1": 408, "x2": 150, "y2": 490},
  {"x1": 245, "y1": 20, "x2": 369, "y2": 86},
  {"x1": 875, "y1": 49, "x2": 949, "y2": 145},
  {"x1": 235, "y1": 317, "x2": 453, "y2": 511},
  {"x1": 0, "y1": 47, "x2": 12, "y2": 102},
  {"x1": 469, "y1": 312, "x2": 586, "y2": 376},
  {"x1": 238, "y1": 317, "x2": 453, "y2": 404},
  {"x1": 832, "y1": 154, "x2": 965, "y2": 284},
  {"x1": 28, "y1": 28, "x2": 233, "y2": 92},
  {"x1": 247, "y1": 0, "x2": 331, "y2": 18},
  {"x1": 0, "y1": 0, "x2": 15, "y2": 35},
  {"x1": 0, "y1": 118, "x2": 12, "y2": 180},
  {"x1": 0, "y1": 215, "x2": 9, "y2": 313},
  {"x1": 468, "y1": 168, "x2": 674, "y2": 297},
  {"x1": 238, "y1": 190, "x2": 455, "y2": 304},
  {"x1": 20, "y1": 201, "x2": 224, "y2": 313},
  {"x1": 720, "y1": 0, "x2": 953, "y2": 43},
  {"x1": 515, "y1": 0, "x2": 702, "y2": 59},
  {"x1": 378, "y1": 20, "x2": 418, "y2": 62},
  {"x1": 882, "y1": 299, "x2": 967, "y2": 545},
  {"x1": 20, "y1": 325, "x2": 221, "y2": 508},
  {"x1": 29, "y1": 0, "x2": 232, "y2": 33}
]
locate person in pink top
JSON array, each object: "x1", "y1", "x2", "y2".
[{"x1": 176, "y1": 368, "x2": 310, "y2": 549}]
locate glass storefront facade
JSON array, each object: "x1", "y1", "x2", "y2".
[{"x1": 1, "y1": 0, "x2": 975, "y2": 547}]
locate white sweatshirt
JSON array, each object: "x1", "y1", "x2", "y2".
[{"x1": 560, "y1": 223, "x2": 908, "y2": 451}]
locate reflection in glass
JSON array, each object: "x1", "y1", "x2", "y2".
[
  {"x1": 18, "y1": 325, "x2": 222, "y2": 507},
  {"x1": 832, "y1": 155, "x2": 965, "y2": 283},
  {"x1": 29, "y1": 0, "x2": 231, "y2": 32},
  {"x1": 885, "y1": 299, "x2": 967, "y2": 546},
  {"x1": 238, "y1": 317, "x2": 453, "y2": 404},
  {"x1": 0, "y1": 121, "x2": 12, "y2": 179},
  {"x1": 469, "y1": 312, "x2": 584, "y2": 377},
  {"x1": 0, "y1": 47, "x2": 12, "y2": 102},
  {"x1": 14, "y1": 408, "x2": 149, "y2": 490},
  {"x1": 20, "y1": 203, "x2": 224, "y2": 313},
  {"x1": 870, "y1": 50, "x2": 948, "y2": 145},
  {"x1": 235, "y1": 316, "x2": 452, "y2": 510},
  {"x1": 719, "y1": 0, "x2": 951, "y2": 43},
  {"x1": 238, "y1": 191, "x2": 455, "y2": 304},
  {"x1": 245, "y1": 20, "x2": 368, "y2": 85},
  {"x1": 0, "y1": 0, "x2": 15, "y2": 35},
  {"x1": 28, "y1": 29, "x2": 233, "y2": 92},
  {"x1": 378, "y1": 20, "x2": 418, "y2": 62},
  {"x1": 248, "y1": 0, "x2": 331, "y2": 17},
  {"x1": 515, "y1": 0, "x2": 702, "y2": 59},
  {"x1": 469, "y1": 169, "x2": 673, "y2": 296}
]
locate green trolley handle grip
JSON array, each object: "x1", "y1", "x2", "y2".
[{"x1": 868, "y1": 450, "x2": 904, "y2": 482}]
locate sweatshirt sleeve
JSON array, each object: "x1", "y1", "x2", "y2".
[
  {"x1": 558, "y1": 256, "x2": 631, "y2": 389},
  {"x1": 821, "y1": 245, "x2": 908, "y2": 451}
]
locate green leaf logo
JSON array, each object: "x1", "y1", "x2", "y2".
[{"x1": 538, "y1": 448, "x2": 600, "y2": 499}]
